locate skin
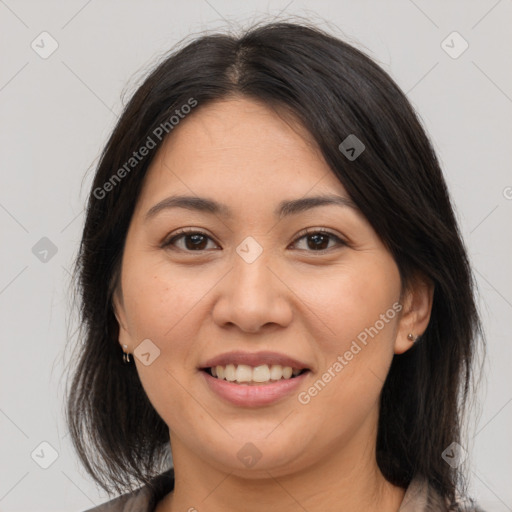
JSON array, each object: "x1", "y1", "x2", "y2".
[{"x1": 113, "y1": 97, "x2": 433, "y2": 512}]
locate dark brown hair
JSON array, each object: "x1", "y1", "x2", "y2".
[{"x1": 64, "y1": 20, "x2": 484, "y2": 506}]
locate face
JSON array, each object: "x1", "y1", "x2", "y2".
[{"x1": 113, "y1": 97, "x2": 427, "y2": 478}]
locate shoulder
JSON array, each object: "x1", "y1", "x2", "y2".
[
  {"x1": 82, "y1": 487, "x2": 152, "y2": 512},
  {"x1": 81, "y1": 468, "x2": 175, "y2": 512},
  {"x1": 399, "y1": 475, "x2": 487, "y2": 512}
]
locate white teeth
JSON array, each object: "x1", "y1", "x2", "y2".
[
  {"x1": 235, "y1": 364, "x2": 252, "y2": 383},
  {"x1": 252, "y1": 364, "x2": 271, "y2": 382},
  {"x1": 209, "y1": 363, "x2": 303, "y2": 383},
  {"x1": 224, "y1": 364, "x2": 236, "y2": 381},
  {"x1": 282, "y1": 366, "x2": 293, "y2": 379},
  {"x1": 269, "y1": 364, "x2": 283, "y2": 380}
]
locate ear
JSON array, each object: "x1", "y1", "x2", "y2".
[
  {"x1": 112, "y1": 287, "x2": 133, "y2": 352},
  {"x1": 394, "y1": 274, "x2": 434, "y2": 355}
]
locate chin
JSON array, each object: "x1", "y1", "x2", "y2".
[{"x1": 194, "y1": 431, "x2": 311, "y2": 477}]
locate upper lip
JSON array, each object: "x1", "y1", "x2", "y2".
[{"x1": 200, "y1": 351, "x2": 311, "y2": 370}]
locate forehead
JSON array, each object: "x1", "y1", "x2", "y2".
[{"x1": 134, "y1": 97, "x2": 348, "y2": 215}]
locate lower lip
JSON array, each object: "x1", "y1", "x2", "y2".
[{"x1": 201, "y1": 370, "x2": 309, "y2": 407}]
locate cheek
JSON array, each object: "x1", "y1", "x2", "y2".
[
  {"x1": 122, "y1": 257, "x2": 206, "y2": 342},
  {"x1": 293, "y1": 257, "x2": 400, "y2": 420},
  {"x1": 296, "y1": 256, "x2": 401, "y2": 352},
  {"x1": 123, "y1": 263, "x2": 207, "y2": 431}
]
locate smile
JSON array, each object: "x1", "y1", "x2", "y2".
[
  {"x1": 198, "y1": 351, "x2": 312, "y2": 406},
  {"x1": 204, "y1": 363, "x2": 307, "y2": 385},
  {"x1": 200, "y1": 366, "x2": 311, "y2": 407}
]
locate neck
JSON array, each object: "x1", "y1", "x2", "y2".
[{"x1": 158, "y1": 421, "x2": 406, "y2": 512}]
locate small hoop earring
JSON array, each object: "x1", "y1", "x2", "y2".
[{"x1": 123, "y1": 351, "x2": 131, "y2": 363}]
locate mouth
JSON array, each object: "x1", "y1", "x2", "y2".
[
  {"x1": 198, "y1": 351, "x2": 312, "y2": 406},
  {"x1": 201, "y1": 364, "x2": 310, "y2": 386}
]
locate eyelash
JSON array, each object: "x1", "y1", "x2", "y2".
[{"x1": 161, "y1": 227, "x2": 347, "y2": 253}]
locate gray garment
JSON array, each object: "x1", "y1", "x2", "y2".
[{"x1": 83, "y1": 469, "x2": 485, "y2": 512}]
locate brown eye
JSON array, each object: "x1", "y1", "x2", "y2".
[
  {"x1": 292, "y1": 230, "x2": 346, "y2": 252},
  {"x1": 162, "y1": 230, "x2": 218, "y2": 251},
  {"x1": 162, "y1": 228, "x2": 346, "y2": 253}
]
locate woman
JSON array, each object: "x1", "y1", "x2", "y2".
[{"x1": 65, "y1": 21, "x2": 485, "y2": 512}]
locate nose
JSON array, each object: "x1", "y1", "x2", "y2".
[{"x1": 211, "y1": 248, "x2": 293, "y2": 334}]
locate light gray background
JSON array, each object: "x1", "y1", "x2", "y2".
[{"x1": 1, "y1": 1, "x2": 511, "y2": 511}]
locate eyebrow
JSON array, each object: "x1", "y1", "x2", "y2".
[{"x1": 144, "y1": 194, "x2": 358, "y2": 222}]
